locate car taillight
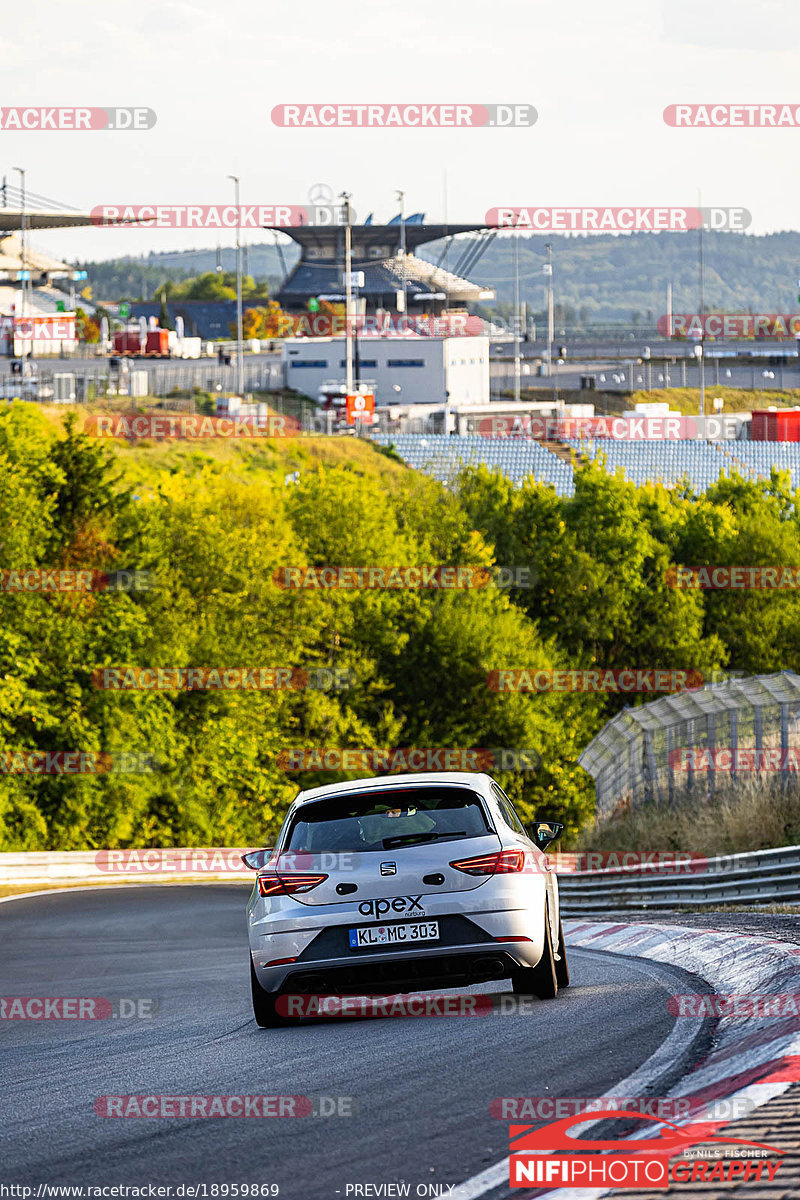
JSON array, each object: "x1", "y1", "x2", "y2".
[
  {"x1": 257, "y1": 872, "x2": 328, "y2": 897},
  {"x1": 449, "y1": 849, "x2": 527, "y2": 875}
]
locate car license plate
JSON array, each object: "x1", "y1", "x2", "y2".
[{"x1": 349, "y1": 921, "x2": 439, "y2": 949}]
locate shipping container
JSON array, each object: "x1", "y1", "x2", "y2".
[
  {"x1": 750, "y1": 409, "x2": 800, "y2": 441},
  {"x1": 145, "y1": 329, "x2": 170, "y2": 356},
  {"x1": 113, "y1": 330, "x2": 143, "y2": 355}
]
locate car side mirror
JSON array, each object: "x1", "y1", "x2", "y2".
[
  {"x1": 241, "y1": 848, "x2": 272, "y2": 870},
  {"x1": 530, "y1": 821, "x2": 564, "y2": 851}
]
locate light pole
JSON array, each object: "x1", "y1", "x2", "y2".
[
  {"x1": 545, "y1": 243, "x2": 554, "y2": 379},
  {"x1": 341, "y1": 192, "x2": 354, "y2": 396},
  {"x1": 513, "y1": 232, "x2": 521, "y2": 402},
  {"x1": 698, "y1": 207, "x2": 705, "y2": 417},
  {"x1": 227, "y1": 174, "x2": 244, "y2": 396},
  {"x1": 395, "y1": 189, "x2": 407, "y2": 315},
  {"x1": 14, "y1": 167, "x2": 27, "y2": 358}
]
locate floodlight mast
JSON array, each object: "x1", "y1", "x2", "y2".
[{"x1": 341, "y1": 192, "x2": 354, "y2": 395}]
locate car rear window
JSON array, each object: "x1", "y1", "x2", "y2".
[{"x1": 283, "y1": 786, "x2": 491, "y2": 853}]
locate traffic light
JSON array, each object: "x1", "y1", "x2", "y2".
[{"x1": 308, "y1": 297, "x2": 320, "y2": 313}]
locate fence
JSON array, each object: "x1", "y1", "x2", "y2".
[
  {"x1": 0, "y1": 358, "x2": 286, "y2": 402},
  {"x1": 490, "y1": 360, "x2": 800, "y2": 396},
  {"x1": 579, "y1": 672, "x2": 800, "y2": 820}
]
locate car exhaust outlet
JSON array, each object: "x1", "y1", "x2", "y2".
[
  {"x1": 469, "y1": 957, "x2": 505, "y2": 981},
  {"x1": 293, "y1": 974, "x2": 327, "y2": 992}
]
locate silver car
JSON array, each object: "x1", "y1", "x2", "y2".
[{"x1": 243, "y1": 772, "x2": 568, "y2": 1026}]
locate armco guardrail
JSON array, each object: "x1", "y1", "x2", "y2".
[
  {"x1": 557, "y1": 844, "x2": 800, "y2": 912},
  {"x1": 2, "y1": 845, "x2": 798, "y2": 907},
  {"x1": 0, "y1": 849, "x2": 257, "y2": 886}
]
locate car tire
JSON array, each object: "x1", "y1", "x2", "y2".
[
  {"x1": 250, "y1": 960, "x2": 295, "y2": 1028},
  {"x1": 555, "y1": 916, "x2": 570, "y2": 988},
  {"x1": 512, "y1": 906, "x2": 558, "y2": 999}
]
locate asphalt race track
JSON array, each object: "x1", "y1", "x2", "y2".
[{"x1": 1, "y1": 887, "x2": 711, "y2": 1198}]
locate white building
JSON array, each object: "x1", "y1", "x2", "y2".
[
  {"x1": 282, "y1": 335, "x2": 490, "y2": 408},
  {"x1": 0, "y1": 235, "x2": 79, "y2": 355}
]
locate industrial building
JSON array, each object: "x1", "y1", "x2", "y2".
[{"x1": 283, "y1": 333, "x2": 490, "y2": 409}]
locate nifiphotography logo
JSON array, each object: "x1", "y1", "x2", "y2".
[{"x1": 508, "y1": 1108, "x2": 784, "y2": 1188}]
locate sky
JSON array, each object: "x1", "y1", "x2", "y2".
[{"x1": 6, "y1": 0, "x2": 800, "y2": 263}]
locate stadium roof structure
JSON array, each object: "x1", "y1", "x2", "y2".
[
  {"x1": 265, "y1": 221, "x2": 496, "y2": 309},
  {"x1": 578, "y1": 671, "x2": 800, "y2": 817},
  {"x1": 0, "y1": 211, "x2": 97, "y2": 231},
  {"x1": 0, "y1": 234, "x2": 72, "y2": 274},
  {"x1": 0, "y1": 180, "x2": 98, "y2": 233}
]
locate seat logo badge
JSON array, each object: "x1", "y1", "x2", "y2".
[{"x1": 380, "y1": 861, "x2": 397, "y2": 876}]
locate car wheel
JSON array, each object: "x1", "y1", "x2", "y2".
[
  {"x1": 512, "y1": 906, "x2": 558, "y2": 999},
  {"x1": 555, "y1": 916, "x2": 570, "y2": 988},
  {"x1": 250, "y1": 960, "x2": 295, "y2": 1027}
]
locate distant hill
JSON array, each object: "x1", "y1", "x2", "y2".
[
  {"x1": 425, "y1": 229, "x2": 800, "y2": 324},
  {"x1": 79, "y1": 245, "x2": 291, "y2": 304},
  {"x1": 81, "y1": 230, "x2": 800, "y2": 322}
]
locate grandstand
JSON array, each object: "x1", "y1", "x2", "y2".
[
  {"x1": 265, "y1": 220, "x2": 496, "y2": 315},
  {"x1": 374, "y1": 433, "x2": 800, "y2": 495},
  {"x1": 372, "y1": 433, "x2": 575, "y2": 495},
  {"x1": 563, "y1": 438, "x2": 737, "y2": 490},
  {"x1": 568, "y1": 438, "x2": 800, "y2": 491}
]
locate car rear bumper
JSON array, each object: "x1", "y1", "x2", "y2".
[{"x1": 252, "y1": 934, "x2": 542, "y2": 994}]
